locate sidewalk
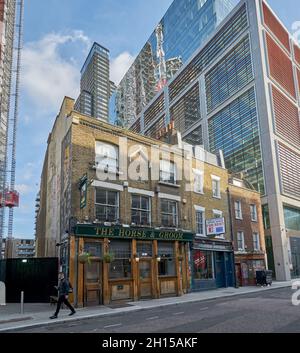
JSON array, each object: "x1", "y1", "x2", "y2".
[{"x1": 0, "y1": 280, "x2": 294, "y2": 332}]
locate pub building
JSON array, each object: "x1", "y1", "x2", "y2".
[
  {"x1": 35, "y1": 98, "x2": 237, "y2": 306},
  {"x1": 70, "y1": 225, "x2": 193, "y2": 305}
]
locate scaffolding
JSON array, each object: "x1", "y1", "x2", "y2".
[{"x1": 0, "y1": 0, "x2": 23, "y2": 258}]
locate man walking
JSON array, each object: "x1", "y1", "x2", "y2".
[{"x1": 50, "y1": 272, "x2": 76, "y2": 319}]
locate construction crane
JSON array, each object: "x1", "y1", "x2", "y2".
[{"x1": 0, "y1": 0, "x2": 23, "y2": 259}]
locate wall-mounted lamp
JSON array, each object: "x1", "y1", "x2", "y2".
[{"x1": 134, "y1": 254, "x2": 140, "y2": 262}]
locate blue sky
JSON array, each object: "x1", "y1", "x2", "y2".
[{"x1": 11, "y1": 0, "x2": 300, "y2": 239}]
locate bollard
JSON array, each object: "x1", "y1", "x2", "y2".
[{"x1": 20, "y1": 291, "x2": 24, "y2": 314}]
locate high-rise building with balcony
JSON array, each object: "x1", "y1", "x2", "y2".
[
  {"x1": 112, "y1": 0, "x2": 236, "y2": 127},
  {"x1": 126, "y1": 0, "x2": 300, "y2": 281},
  {"x1": 75, "y1": 42, "x2": 115, "y2": 121}
]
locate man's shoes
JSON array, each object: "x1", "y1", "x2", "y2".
[
  {"x1": 69, "y1": 311, "x2": 76, "y2": 316},
  {"x1": 50, "y1": 315, "x2": 57, "y2": 319}
]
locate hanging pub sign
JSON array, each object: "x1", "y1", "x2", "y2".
[
  {"x1": 206, "y1": 217, "x2": 226, "y2": 236},
  {"x1": 79, "y1": 174, "x2": 88, "y2": 209}
]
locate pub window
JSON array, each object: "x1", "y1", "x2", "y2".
[
  {"x1": 131, "y1": 195, "x2": 151, "y2": 226},
  {"x1": 161, "y1": 199, "x2": 178, "y2": 228},
  {"x1": 193, "y1": 250, "x2": 214, "y2": 279},
  {"x1": 84, "y1": 242, "x2": 102, "y2": 258},
  {"x1": 95, "y1": 189, "x2": 119, "y2": 223},
  {"x1": 158, "y1": 242, "x2": 175, "y2": 276},
  {"x1": 137, "y1": 241, "x2": 153, "y2": 258},
  {"x1": 109, "y1": 240, "x2": 132, "y2": 279}
]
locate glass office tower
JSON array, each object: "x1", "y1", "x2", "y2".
[
  {"x1": 113, "y1": 0, "x2": 236, "y2": 127},
  {"x1": 125, "y1": 0, "x2": 300, "y2": 282}
]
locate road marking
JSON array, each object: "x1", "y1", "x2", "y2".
[
  {"x1": 104, "y1": 323, "x2": 122, "y2": 329},
  {"x1": 199, "y1": 307, "x2": 209, "y2": 311},
  {"x1": 173, "y1": 312, "x2": 184, "y2": 315},
  {"x1": 146, "y1": 316, "x2": 159, "y2": 321}
]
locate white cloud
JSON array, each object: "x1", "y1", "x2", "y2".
[
  {"x1": 22, "y1": 30, "x2": 91, "y2": 113},
  {"x1": 292, "y1": 21, "x2": 300, "y2": 43},
  {"x1": 15, "y1": 184, "x2": 33, "y2": 195},
  {"x1": 110, "y1": 52, "x2": 135, "y2": 85}
]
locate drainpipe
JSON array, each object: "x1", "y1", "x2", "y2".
[
  {"x1": 227, "y1": 186, "x2": 238, "y2": 288},
  {"x1": 74, "y1": 236, "x2": 79, "y2": 308}
]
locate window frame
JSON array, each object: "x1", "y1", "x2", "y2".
[
  {"x1": 235, "y1": 200, "x2": 243, "y2": 220},
  {"x1": 108, "y1": 240, "x2": 132, "y2": 279},
  {"x1": 95, "y1": 188, "x2": 119, "y2": 223},
  {"x1": 131, "y1": 194, "x2": 151, "y2": 226},
  {"x1": 213, "y1": 209, "x2": 223, "y2": 218},
  {"x1": 160, "y1": 199, "x2": 178, "y2": 228},
  {"x1": 250, "y1": 204, "x2": 258, "y2": 222},
  {"x1": 160, "y1": 160, "x2": 177, "y2": 185},
  {"x1": 237, "y1": 231, "x2": 245, "y2": 251},
  {"x1": 211, "y1": 175, "x2": 221, "y2": 198},
  {"x1": 195, "y1": 210, "x2": 205, "y2": 237},
  {"x1": 193, "y1": 169, "x2": 204, "y2": 194},
  {"x1": 253, "y1": 232, "x2": 260, "y2": 251}
]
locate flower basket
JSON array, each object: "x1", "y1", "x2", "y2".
[
  {"x1": 78, "y1": 252, "x2": 91, "y2": 264},
  {"x1": 103, "y1": 252, "x2": 115, "y2": 263}
]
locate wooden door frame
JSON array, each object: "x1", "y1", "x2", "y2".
[
  {"x1": 138, "y1": 258, "x2": 153, "y2": 299},
  {"x1": 84, "y1": 259, "x2": 103, "y2": 306}
]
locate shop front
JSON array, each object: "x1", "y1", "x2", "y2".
[
  {"x1": 69, "y1": 225, "x2": 193, "y2": 306},
  {"x1": 191, "y1": 239, "x2": 235, "y2": 291},
  {"x1": 235, "y1": 253, "x2": 266, "y2": 286}
]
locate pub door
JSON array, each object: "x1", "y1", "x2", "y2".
[
  {"x1": 84, "y1": 261, "x2": 102, "y2": 306},
  {"x1": 138, "y1": 260, "x2": 152, "y2": 299}
]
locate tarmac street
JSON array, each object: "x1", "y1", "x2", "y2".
[{"x1": 3, "y1": 286, "x2": 300, "y2": 333}]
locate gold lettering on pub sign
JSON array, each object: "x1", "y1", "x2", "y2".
[
  {"x1": 96, "y1": 227, "x2": 114, "y2": 237},
  {"x1": 93, "y1": 227, "x2": 185, "y2": 241},
  {"x1": 118, "y1": 228, "x2": 147, "y2": 239},
  {"x1": 158, "y1": 231, "x2": 184, "y2": 240}
]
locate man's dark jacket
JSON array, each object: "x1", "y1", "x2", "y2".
[{"x1": 58, "y1": 278, "x2": 70, "y2": 296}]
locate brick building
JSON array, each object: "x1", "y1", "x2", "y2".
[
  {"x1": 36, "y1": 97, "x2": 237, "y2": 306},
  {"x1": 228, "y1": 177, "x2": 267, "y2": 286}
]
